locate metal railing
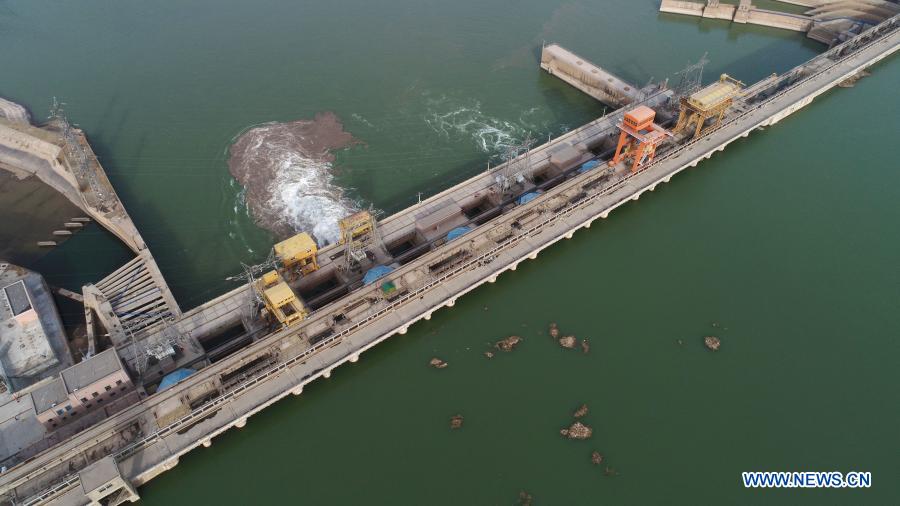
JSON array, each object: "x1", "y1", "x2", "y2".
[{"x1": 14, "y1": 17, "x2": 899, "y2": 506}]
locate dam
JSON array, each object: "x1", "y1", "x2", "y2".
[{"x1": 0, "y1": 12, "x2": 897, "y2": 506}]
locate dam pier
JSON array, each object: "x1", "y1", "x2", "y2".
[{"x1": 0, "y1": 12, "x2": 897, "y2": 506}]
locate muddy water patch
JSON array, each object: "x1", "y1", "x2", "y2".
[{"x1": 227, "y1": 112, "x2": 361, "y2": 245}]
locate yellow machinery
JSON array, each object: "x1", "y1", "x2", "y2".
[
  {"x1": 338, "y1": 211, "x2": 377, "y2": 268},
  {"x1": 274, "y1": 232, "x2": 319, "y2": 276},
  {"x1": 674, "y1": 74, "x2": 744, "y2": 140},
  {"x1": 255, "y1": 270, "x2": 308, "y2": 327}
]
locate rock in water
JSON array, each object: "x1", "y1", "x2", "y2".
[
  {"x1": 704, "y1": 336, "x2": 721, "y2": 351},
  {"x1": 581, "y1": 338, "x2": 590, "y2": 354},
  {"x1": 450, "y1": 414, "x2": 464, "y2": 429},
  {"x1": 518, "y1": 491, "x2": 533, "y2": 506},
  {"x1": 483, "y1": 351, "x2": 494, "y2": 359},
  {"x1": 429, "y1": 357, "x2": 448, "y2": 369},
  {"x1": 591, "y1": 451, "x2": 604, "y2": 465},
  {"x1": 495, "y1": 335, "x2": 522, "y2": 351},
  {"x1": 559, "y1": 335, "x2": 577, "y2": 349},
  {"x1": 573, "y1": 404, "x2": 589, "y2": 418},
  {"x1": 560, "y1": 421, "x2": 593, "y2": 440},
  {"x1": 549, "y1": 322, "x2": 560, "y2": 339}
]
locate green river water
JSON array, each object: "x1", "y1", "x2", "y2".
[{"x1": 1, "y1": 0, "x2": 898, "y2": 504}]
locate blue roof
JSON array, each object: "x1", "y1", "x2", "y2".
[
  {"x1": 446, "y1": 226, "x2": 472, "y2": 242},
  {"x1": 158, "y1": 368, "x2": 195, "y2": 392},
  {"x1": 578, "y1": 160, "x2": 600, "y2": 173},
  {"x1": 516, "y1": 192, "x2": 542, "y2": 205},
  {"x1": 363, "y1": 265, "x2": 394, "y2": 285}
]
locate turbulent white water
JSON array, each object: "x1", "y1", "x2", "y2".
[
  {"x1": 268, "y1": 150, "x2": 356, "y2": 245},
  {"x1": 424, "y1": 97, "x2": 539, "y2": 158},
  {"x1": 228, "y1": 117, "x2": 359, "y2": 246}
]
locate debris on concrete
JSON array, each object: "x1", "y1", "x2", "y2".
[
  {"x1": 704, "y1": 336, "x2": 721, "y2": 351},
  {"x1": 560, "y1": 421, "x2": 593, "y2": 440},
  {"x1": 591, "y1": 451, "x2": 604, "y2": 465},
  {"x1": 559, "y1": 335, "x2": 577, "y2": 349},
  {"x1": 429, "y1": 357, "x2": 448, "y2": 369},
  {"x1": 549, "y1": 322, "x2": 560, "y2": 339},
  {"x1": 573, "y1": 404, "x2": 588, "y2": 419},
  {"x1": 495, "y1": 335, "x2": 522, "y2": 351},
  {"x1": 581, "y1": 338, "x2": 590, "y2": 354},
  {"x1": 450, "y1": 414, "x2": 464, "y2": 429}
]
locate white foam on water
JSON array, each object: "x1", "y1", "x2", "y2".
[
  {"x1": 424, "y1": 97, "x2": 532, "y2": 158},
  {"x1": 268, "y1": 151, "x2": 356, "y2": 246},
  {"x1": 232, "y1": 122, "x2": 358, "y2": 247}
]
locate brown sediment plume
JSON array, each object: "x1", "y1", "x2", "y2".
[{"x1": 227, "y1": 112, "x2": 361, "y2": 243}]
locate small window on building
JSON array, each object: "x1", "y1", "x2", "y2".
[
  {"x1": 51, "y1": 422, "x2": 57, "y2": 428},
  {"x1": 105, "y1": 385, "x2": 112, "y2": 391},
  {"x1": 111, "y1": 391, "x2": 116, "y2": 397},
  {"x1": 116, "y1": 379, "x2": 123, "y2": 386},
  {"x1": 85, "y1": 402, "x2": 91, "y2": 408},
  {"x1": 97, "y1": 398, "x2": 103, "y2": 403},
  {"x1": 92, "y1": 392, "x2": 99, "y2": 398},
  {"x1": 64, "y1": 405, "x2": 72, "y2": 412},
  {"x1": 120, "y1": 386, "x2": 127, "y2": 391},
  {"x1": 81, "y1": 398, "x2": 88, "y2": 403},
  {"x1": 56, "y1": 409, "x2": 64, "y2": 416}
]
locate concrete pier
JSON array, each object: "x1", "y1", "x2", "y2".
[
  {"x1": 1, "y1": 13, "x2": 897, "y2": 505},
  {"x1": 540, "y1": 44, "x2": 646, "y2": 107}
]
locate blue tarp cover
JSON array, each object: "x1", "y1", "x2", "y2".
[
  {"x1": 158, "y1": 368, "x2": 195, "y2": 392},
  {"x1": 446, "y1": 226, "x2": 472, "y2": 241},
  {"x1": 363, "y1": 265, "x2": 394, "y2": 285},
  {"x1": 516, "y1": 192, "x2": 542, "y2": 205},
  {"x1": 578, "y1": 160, "x2": 600, "y2": 173}
]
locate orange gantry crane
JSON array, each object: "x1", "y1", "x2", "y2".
[{"x1": 612, "y1": 105, "x2": 673, "y2": 173}]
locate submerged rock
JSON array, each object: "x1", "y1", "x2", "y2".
[
  {"x1": 704, "y1": 336, "x2": 721, "y2": 351},
  {"x1": 483, "y1": 351, "x2": 494, "y2": 359},
  {"x1": 495, "y1": 335, "x2": 522, "y2": 352},
  {"x1": 604, "y1": 466, "x2": 619, "y2": 476},
  {"x1": 450, "y1": 414, "x2": 464, "y2": 429},
  {"x1": 573, "y1": 404, "x2": 589, "y2": 419},
  {"x1": 560, "y1": 421, "x2": 593, "y2": 440},
  {"x1": 429, "y1": 357, "x2": 448, "y2": 369},
  {"x1": 581, "y1": 338, "x2": 590, "y2": 354},
  {"x1": 549, "y1": 322, "x2": 560, "y2": 339},
  {"x1": 518, "y1": 491, "x2": 533, "y2": 506},
  {"x1": 591, "y1": 451, "x2": 604, "y2": 465},
  {"x1": 559, "y1": 335, "x2": 577, "y2": 349}
]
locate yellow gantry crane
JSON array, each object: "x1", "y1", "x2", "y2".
[
  {"x1": 274, "y1": 232, "x2": 319, "y2": 279},
  {"x1": 255, "y1": 270, "x2": 308, "y2": 327},
  {"x1": 674, "y1": 74, "x2": 744, "y2": 140}
]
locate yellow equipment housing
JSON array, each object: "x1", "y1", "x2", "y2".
[
  {"x1": 338, "y1": 211, "x2": 375, "y2": 244},
  {"x1": 274, "y1": 232, "x2": 319, "y2": 275},
  {"x1": 674, "y1": 74, "x2": 745, "y2": 140},
  {"x1": 256, "y1": 270, "x2": 308, "y2": 327}
]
